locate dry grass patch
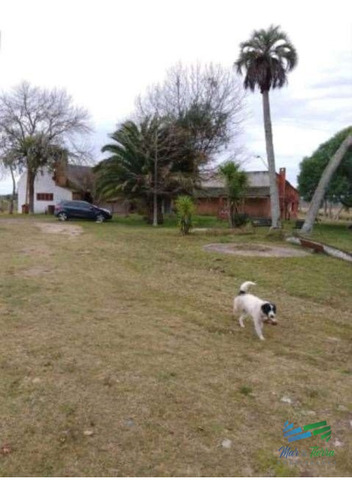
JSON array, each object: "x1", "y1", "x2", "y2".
[{"x1": 0, "y1": 217, "x2": 351, "y2": 477}]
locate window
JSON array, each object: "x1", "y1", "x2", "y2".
[
  {"x1": 72, "y1": 201, "x2": 91, "y2": 207},
  {"x1": 37, "y1": 193, "x2": 54, "y2": 201}
]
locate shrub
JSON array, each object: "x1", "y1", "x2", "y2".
[
  {"x1": 232, "y1": 212, "x2": 249, "y2": 227},
  {"x1": 239, "y1": 385, "x2": 253, "y2": 396},
  {"x1": 175, "y1": 195, "x2": 195, "y2": 235}
]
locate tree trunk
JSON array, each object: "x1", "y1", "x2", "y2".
[
  {"x1": 262, "y1": 91, "x2": 281, "y2": 228},
  {"x1": 227, "y1": 198, "x2": 233, "y2": 228},
  {"x1": 28, "y1": 169, "x2": 35, "y2": 214},
  {"x1": 334, "y1": 205, "x2": 344, "y2": 221},
  {"x1": 153, "y1": 127, "x2": 158, "y2": 227},
  {"x1": 301, "y1": 134, "x2": 352, "y2": 234},
  {"x1": 9, "y1": 165, "x2": 16, "y2": 215},
  {"x1": 146, "y1": 198, "x2": 163, "y2": 225},
  {"x1": 25, "y1": 169, "x2": 29, "y2": 206},
  {"x1": 153, "y1": 189, "x2": 158, "y2": 226}
]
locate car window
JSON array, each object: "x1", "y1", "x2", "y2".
[
  {"x1": 68, "y1": 201, "x2": 88, "y2": 208},
  {"x1": 61, "y1": 200, "x2": 93, "y2": 209},
  {"x1": 76, "y1": 201, "x2": 92, "y2": 208}
]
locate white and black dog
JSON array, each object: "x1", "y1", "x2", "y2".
[{"x1": 233, "y1": 281, "x2": 277, "y2": 340}]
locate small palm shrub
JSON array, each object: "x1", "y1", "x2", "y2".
[{"x1": 175, "y1": 195, "x2": 195, "y2": 235}]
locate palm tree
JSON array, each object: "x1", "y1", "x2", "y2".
[
  {"x1": 95, "y1": 120, "x2": 149, "y2": 199},
  {"x1": 219, "y1": 161, "x2": 248, "y2": 227},
  {"x1": 95, "y1": 118, "x2": 196, "y2": 223},
  {"x1": 235, "y1": 25, "x2": 298, "y2": 228}
]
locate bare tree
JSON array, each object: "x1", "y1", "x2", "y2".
[
  {"x1": 0, "y1": 81, "x2": 92, "y2": 213},
  {"x1": 300, "y1": 134, "x2": 352, "y2": 234},
  {"x1": 136, "y1": 62, "x2": 246, "y2": 174}
]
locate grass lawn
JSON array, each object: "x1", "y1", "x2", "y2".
[{"x1": 0, "y1": 216, "x2": 351, "y2": 477}]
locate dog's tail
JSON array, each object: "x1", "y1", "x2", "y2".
[{"x1": 239, "y1": 281, "x2": 256, "y2": 294}]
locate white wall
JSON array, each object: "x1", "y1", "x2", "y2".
[{"x1": 17, "y1": 169, "x2": 73, "y2": 213}]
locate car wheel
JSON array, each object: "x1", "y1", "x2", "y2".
[
  {"x1": 96, "y1": 214, "x2": 105, "y2": 223},
  {"x1": 58, "y1": 212, "x2": 68, "y2": 221}
]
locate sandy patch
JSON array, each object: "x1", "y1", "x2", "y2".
[
  {"x1": 21, "y1": 266, "x2": 53, "y2": 277},
  {"x1": 20, "y1": 246, "x2": 53, "y2": 257},
  {"x1": 0, "y1": 219, "x2": 28, "y2": 225},
  {"x1": 35, "y1": 223, "x2": 83, "y2": 237},
  {"x1": 204, "y1": 243, "x2": 309, "y2": 257}
]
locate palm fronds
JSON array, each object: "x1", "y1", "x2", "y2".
[{"x1": 235, "y1": 25, "x2": 298, "y2": 93}]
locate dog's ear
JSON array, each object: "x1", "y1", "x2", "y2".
[
  {"x1": 272, "y1": 303, "x2": 277, "y2": 314},
  {"x1": 261, "y1": 303, "x2": 271, "y2": 316}
]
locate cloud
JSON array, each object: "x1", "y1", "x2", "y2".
[{"x1": 1, "y1": 0, "x2": 351, "y2": 194}]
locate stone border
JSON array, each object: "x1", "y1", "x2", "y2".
[{"x1": 286, "y1": 237, "x2": 352, "y2": 263}]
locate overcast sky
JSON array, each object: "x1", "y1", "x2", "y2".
[{"x1": 0, "y1": 0, "x2": 351, "y2": 193}]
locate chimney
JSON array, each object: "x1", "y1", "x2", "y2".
[
  {"x1": 278, "y1": 168, "x2": 286, "y2": 196},
  {"x1": 278, "y1": 168, "x2": 286, "y2": 218},
  {"x1": 53, "y1": 151, "x2": 68, "y2": 187}
]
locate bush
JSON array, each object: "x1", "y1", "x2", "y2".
[
  {"x1": 175, "y1": 196, "x2": 195, "y2": 235},
  {"x1": 232, "y1": 212, "x2": 249, "y2": 227}
]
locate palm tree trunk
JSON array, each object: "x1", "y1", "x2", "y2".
[
  {"x1": 262, "y1": 91, "x2": 281, "y2": 228},
  {"x1": 300, "y1": 134, "x2": 352, "y2": 234}
]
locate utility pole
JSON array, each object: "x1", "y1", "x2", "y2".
[{"x1": 153, "y1": 115, "x2": 159, "y2": 227}]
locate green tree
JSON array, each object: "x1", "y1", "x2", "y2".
[
  {"x1": 219, "y1": 161, "x2": 248, "y2": 227},
  {"x1": 235, "y1": 25, "x2": 298, "y2": 228},
  {"x1": 298, "y1": 127, "x2": 352, "y2": 207},
  {"x1": 300, "y1": 132, "x2": 352, "y2": 234}
]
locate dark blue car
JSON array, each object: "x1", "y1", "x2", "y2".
[{"x1": 54, "y1": 200, "x2": 112, "y2": 222}]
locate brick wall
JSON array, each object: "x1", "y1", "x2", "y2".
[
  {"x1": 196, "y1": 197, "x2": 271, "y2": 218},
  {"x1": 243, "y1": 198, "x2": 271, "y2": 217},
  {"x1": 196, "y1": 168, "x2": 299, "y2": 220},
  {"x1": 196, "y1": 198, "x2": 226, "y2": 216}
]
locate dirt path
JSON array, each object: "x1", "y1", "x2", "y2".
[
  {"x1": 35, "y1": 222, "x2": 83, "y2": 237},
  {"x1": 0, "y1": 219, "x2": 83, "y2": 237}
]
